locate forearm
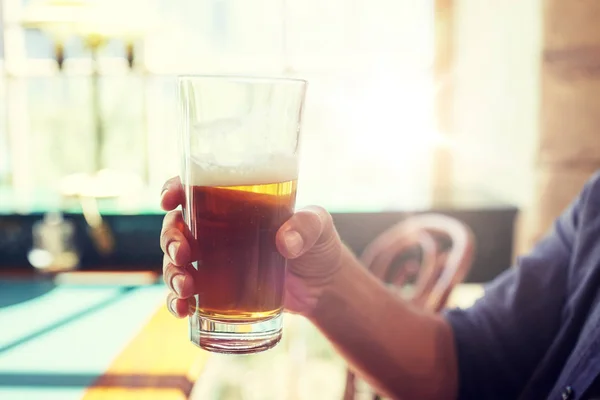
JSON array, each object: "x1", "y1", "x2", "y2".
[{"x1": 308, "y1": 246, "x2": 458, "y2": 399}]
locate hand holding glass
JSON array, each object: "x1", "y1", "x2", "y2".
[{"x1": 178, "y1": 76, "x2": 307, "y2": 354}]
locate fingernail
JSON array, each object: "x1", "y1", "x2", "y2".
[
  {"x1": 169, "y1": 297, "x2": 178, "y2": 314},
  {"x1": 284, "y1": 230, "x2": 304, "y2": 257},
  {"x1": 168, "y1": 242, "x2": 180, "y2": 262},
  {"x1": 172, "y1": 274, "x2": 186, "y2": 296}
]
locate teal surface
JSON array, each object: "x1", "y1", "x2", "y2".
[
  {"x1": 0, "y1": 187, "x2": 165, "y2": 216},
  {"x1": 0, "y1": 281, "x2": 167, "y2": 400}
]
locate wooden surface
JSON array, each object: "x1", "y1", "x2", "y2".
[
  {"x1": 0, "y1": 278, "x2": 207, "y2": 400},
  {"x1": 190, "y1": 284, "x2": 485, "y2": 400},
  {"x1": 0, "y1": 277, "x2": 483, "y2": 400},
  {"x1": 82, "y1": 306, "x2": 208, "y2": 400}
]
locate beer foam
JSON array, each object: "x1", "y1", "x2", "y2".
[{"x1": 186, "y1": 154, "x2": 299, "y2": 187}]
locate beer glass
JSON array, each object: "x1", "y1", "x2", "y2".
[{"x1": 178, "y1": 75, "x2": 307, "y2": 354}]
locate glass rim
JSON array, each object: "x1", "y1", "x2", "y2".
[{"x1": 177, "y1": 74, "x2": 307, "y2": 85}]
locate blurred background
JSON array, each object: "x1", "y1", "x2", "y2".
[
  {"x1": 0, "y1": 0, "x2": 545, "y2": 271},
  {"x1": 0, "y1": 0, "x2": 541, "y2": 209},
  {"x1": 1, "y1": 0, "x2": 598, "y2": 398}
]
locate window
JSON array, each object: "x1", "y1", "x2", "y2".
[
  {"x1": 0, "y1": 1, "x2": 7, "y2": 184},
  {"x1": 1, "y1": 0, "x2": 435, "y2": 212}
]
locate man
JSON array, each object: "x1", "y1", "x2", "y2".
[{"x1": 159, "y1": 171, "x2": 600, "y2": 399}]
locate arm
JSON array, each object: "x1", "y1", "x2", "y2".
[
  {"x1": 309, "y1": 246, "x2": 458, "y2": 400},
  {"x1": 435, "y1": 174, "x2": 596, "y2": 399},
  {"x1": 309, "y1": 172, "x2": 596, "y2": 400},
  {"x1": 159, "y1": 173, "x2": 596, "y2": 400}
]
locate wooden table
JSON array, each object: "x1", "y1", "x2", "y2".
[
  {"x1": 191, "y1": 283, "x2": 485, "y2": 400},
  {"x1": 0, "y1": 273, "x2": 208, "y2": 400},
  {"x1": 0, "y1": 274, "x2": 484, "y2": 400}
]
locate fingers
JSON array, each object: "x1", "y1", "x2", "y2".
[
  {"x1": 160, "y1": 210, "x2": 192, "y2": 266},
  {"x1": 166, "y1": 292, "x2": 193, "y2": 318},
  {"x1": 163, "y1": 254, "x2": 195, "y2": 298},
  {"x1": 161, "y1": 176, "x2": 184, "y2": 211},
  {"x1": 161, "y1": 176, "x2": 195, "y2": 319},
  {"x1": 276, "y1": 205, "x2": 334, "y2": 259}
]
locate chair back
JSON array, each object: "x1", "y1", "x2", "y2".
[{"x1": 343, "y1": 214, "x2": 475, "y2": 400}]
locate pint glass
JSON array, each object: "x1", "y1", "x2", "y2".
[{"x1": 178, "y1": 75, "x2": 307, "y2": 354}]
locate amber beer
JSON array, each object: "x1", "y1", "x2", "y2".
[
  {"x1": 183, "y1": 166, "x2": 297, "y2": 325},
  {"x1": 179, "y1": 74, "x2": 306, "y2": 354}
]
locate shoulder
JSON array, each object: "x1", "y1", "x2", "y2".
[
  {"x1": 562, "y1": 170, "x2": 600, "y2": 294},
  {"x1": 574, "y1": 170, "x2": 600, "y2": 227},
  {"x1": 584, "y1": 171, "x2": 600, "y2": 202},
  {"x1": 542, "y1": 170, "x2": 600, "y2": 256}
]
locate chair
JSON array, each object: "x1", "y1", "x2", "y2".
[{"x1": 343, "y1": 213, "x2": 475, "y2": 400}]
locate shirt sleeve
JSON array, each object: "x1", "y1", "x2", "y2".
[{"x1": 444, "y1": 176, "x2": 596, "y2": 400}]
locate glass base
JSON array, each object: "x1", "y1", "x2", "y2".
[{"x1": 189, "y1": 312, "x2": 283, "y2": 354}]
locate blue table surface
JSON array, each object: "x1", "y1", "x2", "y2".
[{"x1": 0, "y1": 279, "x2": 167, "y2": 400}]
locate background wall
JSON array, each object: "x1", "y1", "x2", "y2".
[{"x1": 452, "y1": 0, "x2": 542, "y2": 209}]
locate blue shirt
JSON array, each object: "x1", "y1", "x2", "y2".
[{"x1": 445, "y1": 171, "x2": 600, "y2": 400}]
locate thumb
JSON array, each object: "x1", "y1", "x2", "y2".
[{"x1": 276, "y1": 205, "x2": 338, "y2": 260}]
